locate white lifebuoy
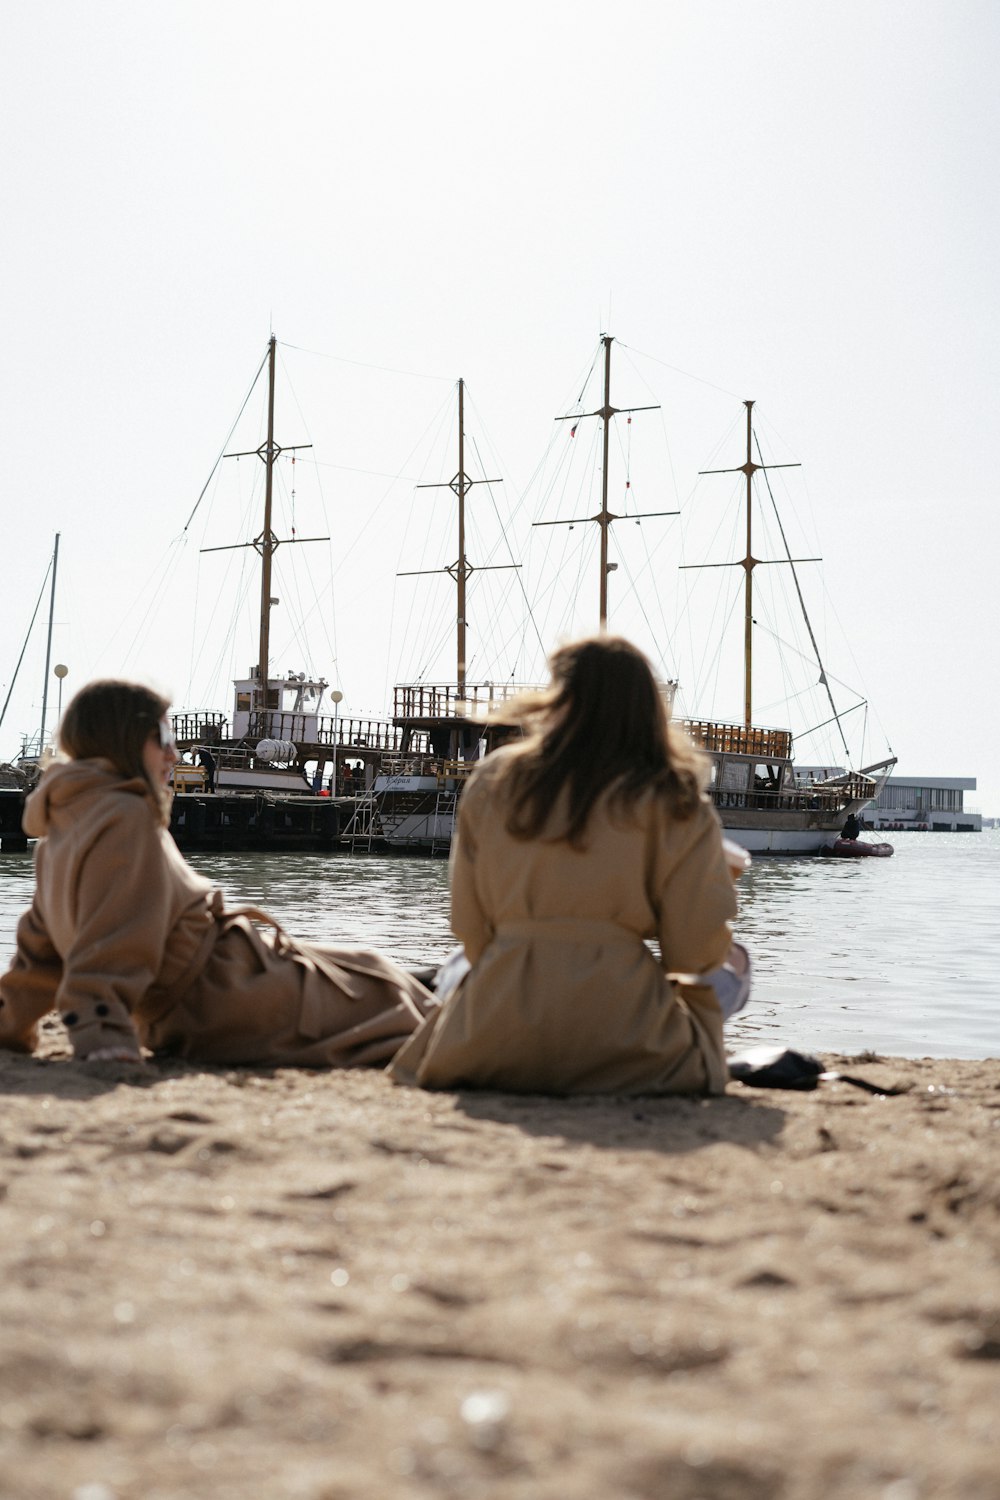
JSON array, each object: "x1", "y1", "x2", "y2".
[{"x1": 255, "y1": 738, "x2": 297, "y2": 764}]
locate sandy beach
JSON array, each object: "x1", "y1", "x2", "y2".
[{"x1": 1, "y1": 1022, "x2": 998, "y2": 1500}]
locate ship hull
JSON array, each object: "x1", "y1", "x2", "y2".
[
  {"x1": 370, "y1": 778, "x2": 870, "y2": 856},
  {"x1": 721, "y1": 820, "x2": 849, "y2": 855}
]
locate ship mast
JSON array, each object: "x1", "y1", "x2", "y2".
[
  {"x1": 691, "y1": 401, "x2": 810, "y2": 728},
  {"x1": 457, "y1": 379, "x2": 468, "y2": 691},
  {"x1": 597, "y1": 337, "x2": 615, "y2": 623},
  {"x1": 539, "y1": 334, "x2": 676, "y2": 628},
  {"x1": 402, "y1": 378, "x2": 518, "y2": 698},
  {"x1": 204, "y1": 335, "x2": 327, "y2": 727},
  {"x1": 38, "y1": 532, "x2": 60, "y2": 755},
  {"x1": 258, "y1": 336, "x2": 278, "y2": 702},
  {"x1": 741, "y1": 401, "x2": 755, "y2": 727}
]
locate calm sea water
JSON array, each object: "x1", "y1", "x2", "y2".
[{"x1": 1, "y1": 831, "x2": 997, "y2": 1059}]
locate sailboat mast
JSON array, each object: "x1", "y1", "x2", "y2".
[
  {"x1": 599, "y1": 336, "x2": 613, "y2": 627},
  {"x1": 404, "y1": 383, "x2": 512, "y2": 697},
  {"x1": 38, "y1": 532, "x2": 60, "y2": 754},
  {"x1": 542, "y1": 337, "x2": 668, "y2": 628},
  {"x1": 457, "y1": 378, "x2": 467, "y2": 696},
  {"x1": 258, "y1": 336, "x2": 277, "y2": 711},
  {"x1": 742, "y1": 400, "x2": 755, "y2": 728},
  {"x1": 207, "y1": 339, "x2": 318, "y2": 729},
  {"x1": 693, "y1": 403, "x2": 806, "y2": 731}
]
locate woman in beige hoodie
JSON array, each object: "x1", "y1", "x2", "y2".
[
  {"x1": 0, "y1": 680, "x2": 432, "y2": 1066},
  {"x1": 390, "y1": 636, "x2": 748, "y2": 1096}
]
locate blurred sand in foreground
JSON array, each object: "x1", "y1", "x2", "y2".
[{"x1": 1, "y1": 1022, "x2": 998, "y2": 1500}]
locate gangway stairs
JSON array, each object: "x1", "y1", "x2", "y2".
[
  {"x1": 340, "y1": 792, "x2": 380, "y2": 853},
  {"x1": 430, "y1": 788, "x2": 458, "y2": 857}
]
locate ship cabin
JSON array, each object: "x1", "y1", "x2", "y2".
[
  {"x1": 230, "y1": 670, "x2": 330, "y2": 742},
  {"x1": 391, "y1": 682, "x2": 533, "y2": 785},
  {"x1": 688, "y1": 723, "x2": 879, "y2": 816},
  {"x1": 686, "y1": 720, "x2": 797, "y2": 810},
  {"x1": 170, "y1": 669, "x2": 414, "y2": 793}
]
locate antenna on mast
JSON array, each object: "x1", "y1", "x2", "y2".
[{"x1": 535, "y1": 334, "x2": 677, "y2": 627}]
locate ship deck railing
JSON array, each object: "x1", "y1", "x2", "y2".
[
  {"x1": 185, "y1": 746, "x2": 301, "y2": 773},
  {"x1": 813, "y1": 772, "x2": 879, "y2": 802},
  {"x1": 172, "y1": 712, "x2": 228, "y2": 745},
  {"x1": 376, "y1": 752, "x2": 480, "y2": 782},
  {"x1": 393, "y1": 682, "x2": 539, "y2": 721},
  {"x1": 714, "y1": 777, "x2": 875, "y2": 813},
  {"x1": 437, "y1": 759, "x2": 477, "y2": 785},
  {"x1": 684, "y1": 719, "x2": 793, "y2": 759},
  {"x1": 172, "y1": 710, "x2": 421, "y2": 754}
]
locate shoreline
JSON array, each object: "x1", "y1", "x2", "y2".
[{"x1": 1, "y1": 1034, "x2": 997, "y2": 1499}]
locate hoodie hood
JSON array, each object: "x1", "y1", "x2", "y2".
[{"x1": 23, "y1": 758, "x2": 158, "y2": 840}]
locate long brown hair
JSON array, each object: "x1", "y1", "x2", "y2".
[
  {"x1": 495, "y1": 635, "x2": 706, "y2": 846},
  {"x1": 59, "y1": 679, "x2": 172, "y2": 819}
]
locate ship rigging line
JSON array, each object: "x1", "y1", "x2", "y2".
[
  {"x1": 752, "y1": 621, "x2": 862, "y2": 697},
  {"x1": 182, "y1": 345, "x2": 270, "y2": 534},
  {"x1": 461, "y1": 391, "x2": 545, "y2": 677},
  {"x1": 754, "y1": 432, "x2": 851, "y2": 763},
  {"x1": 798, "y1": 699, "x2": 867, "y2": 741},
  {"x1": 388, "y1": 389, "x2": 458, "y2": 694},
  {"x1": 275, "y1": 347, "x2": 338, "y2": 673},
  {"x1": 0, "y1": 559, "x2": 52, "y2": 732},
  {"x1": 679, "y1": 498, "x2": 744, "y2": 715},
  {"x1": 615, "y1": 346, "x2": 682, "y2": 678},
  {"x1": 616, "y1": 342, "x2": 741, "y2": 401},
  {"x1": 468, "y1": 431, "x2": 546, "y2": 662},
  {"x1": 278, "y1": 340, "x2": 454, "y2": 383}
]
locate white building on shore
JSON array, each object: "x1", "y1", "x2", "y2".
[{"x1": 862, "y1": 776, "x2": 980, "y2": 832}]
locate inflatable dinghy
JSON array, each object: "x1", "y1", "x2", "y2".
[{"x1": 820, "y1": 838, "x2": 894, "y2": 858}]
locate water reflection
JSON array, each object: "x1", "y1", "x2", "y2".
[
  {"x1": 726, "y1": 834, "x2": 999, "y2": 1059},
  {"x1": 184, "y1": 851, "x2": 454, "y2": 967}
]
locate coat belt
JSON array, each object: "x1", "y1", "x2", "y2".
[
  {"x1": 494, "y1": 917, "x2": 646, "y2": 944},
  {"x1": 143, "y1": 892, "x2": 395, "y2": 1015}
]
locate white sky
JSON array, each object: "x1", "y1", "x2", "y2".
[{"x1": 2, "y1": 1, "x2": 998, "y2": 811}]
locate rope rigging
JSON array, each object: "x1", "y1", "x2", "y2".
[
  {"x1": 0, "y1": 558, "x2": 52, "y2": 731},
  {"x1": 754, "y1": 430, "x2": 851, "y2": 762},
  {"x1": 183, "y1": 345, "x2": 269, "y2": 535}
]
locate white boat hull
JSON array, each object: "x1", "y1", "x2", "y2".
[
  {"x1": 370, "y1": 774, "x2": 453, "y2": 848},
  {"x1": 378, "y1": 816, "x2": 843, "y2": 855},
  {"x1": 722, "y1": 823, "x2": 840, "y2": 854},
  {"x1": 372, "y1": 776, "x2": 856, "y2": 855},
  {"x1": 379, "y1": 811, "x2": 454, "y2": 844}
]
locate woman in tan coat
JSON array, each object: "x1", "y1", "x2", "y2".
[
  {"x1": 390, "y1": 635, "x2": 748, "y2": 1096},
  {"x1": 0, "y1": 680, "x2": 432, "y2": 1066}
]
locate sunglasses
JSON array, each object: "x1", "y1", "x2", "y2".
[{"x1": 150, "y1": 716, "x2": 177, "y2": 753}]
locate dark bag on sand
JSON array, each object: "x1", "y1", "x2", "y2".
[
  {"x1": 728, "y1": 1047, "x2": 824, "y2": 1090},
  {"x1": 728, "y1": 1046, "x2": 910, "y2": 1096}
]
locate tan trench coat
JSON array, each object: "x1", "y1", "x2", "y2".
[
  {"x1": 0, "y1": 760, "x2": 432, "y2": 1065},
  {"x1": 389, "y1": 748, "x2": 738, "y2": 1095}
]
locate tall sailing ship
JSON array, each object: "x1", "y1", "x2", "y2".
[
  {"x1": 156, "y1": 332, "x2": 890, "y2": 853},
  {"x1": 167, "y1": 335, "x2": 415, "y2": 849},
  {"x1": 369, "y1": 335, "x2": 893, "y2": 853}
]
